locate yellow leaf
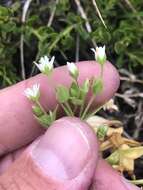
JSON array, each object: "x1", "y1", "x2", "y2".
[{"x1": 122, "y1": 147, "x2": 143, "y2": 159}]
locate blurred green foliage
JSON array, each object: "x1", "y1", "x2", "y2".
[{"x1": 0, "y1": 0, "x2": 143, "y2": 87}]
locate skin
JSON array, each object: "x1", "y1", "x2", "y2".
[{"x1": 0, "y1": 61, "x2": 140, "y2": 190}]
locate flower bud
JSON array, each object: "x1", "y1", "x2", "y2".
[
  {"x1": 24, "y1": 83, "x2": 40, "y2": 101},
  {"x1": 91, "y1": 45, "x2": 106, "y2": 65},
  {"x1": 67, "y1": 62, "x2": 79, "y2": 79}
]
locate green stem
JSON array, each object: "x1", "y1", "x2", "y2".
[
  {"x1": 52, "y1": 104, "x2": 59, "y2": 121},
  {"x1": 36, "y1": 101, "x2": 47, "y2": 115},
  {"x1": 71, "y1": 79, "x2": 80, "y2": 115},
  {"x1": 60, "y1": 103, "x2": 71, "y2": 116},
  {"x1": 81, "y1": 95, "x2": 95, "y2": 120},
  {"x1": 73, "y1": 105, "x2": 78, "y2": 115},
  {"x1": 79, "y1": 95, "x2": 86, "y2": 117},
  {"x1": 74, "y1": 78, "x2": 79, "y2": 87},
  {"x1": 100, "y1": 64, "x2": 104, "y2": 78},
  {"x1": 129, "y1": 179, "x2": 143, "y2": 185},
  {"x1": 64, "y1": 102, "x2": 74, "y2": 116},
  {"x1": 73, "y1": 78, "x2": 80, "y2": 113},
  {"x1": 84, "y1": 105, "x2": 103, "y2": 120},
  {"x1": 82, "y1": 65, "x2": 104, "y2": 120},
  {"x1": 80, "y1": 65, "x2": 104, "y2": 120}
]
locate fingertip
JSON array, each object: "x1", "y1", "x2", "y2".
[
  {"x1": 32, "y1": 116, "x2": 98, "y2": 180},
  {"x1": 0, "y1": 117, "x2": 98, "y2": 190}
]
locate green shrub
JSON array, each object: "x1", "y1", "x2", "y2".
[{"x1": 0, "y1": 0, "x2": 143, "y2": 86}]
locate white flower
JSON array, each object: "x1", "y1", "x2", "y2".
[
  {"x1": 103, "y1": 99, "x2": 119, "y2": 111},
  {"x1": 24, "y1": 83, "x2": 40, "y2": 101},
  {"x1": 67, "y1": 62, "x2": 79, "y2": 79},
  {"x1": 91, "y1": 45, "x2": 106, "y2": 65},
  {"x1": 34, "y1": 56, "x2": 55, "y2": 75}
]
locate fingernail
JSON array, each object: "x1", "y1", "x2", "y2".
[
  {"x1": 121, "y1": 177, "x2": 140, "y2": 190},
  {"x1": 32, "y1": 117, "x2": 97, "y2": 180}
]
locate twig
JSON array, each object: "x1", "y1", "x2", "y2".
[
  {"x1": 116, "y1": 93, "x2": 143, "y2": 99},
  {"x1": 75, "y1": 5, "x2": 80, "y2": 62},
  {"x1": 21, "y1": 0, "x2": 33, "y2": 23},
  {"x1": 120, "y1": 77, "x2": 143, "y2": 84},
  {"x1": 75, "y1": 33, "x2": 80, "y2": 62},
  {"x1": 74, "y1": 0, "x2": 97, "y2": 47},
  {"x1": 47, "y1": 0, "x2": 59, "y2": 27},
  {"x1": 115, "y1": 93, "x2": 136, "y2": 108},
  {"x1": 119, "y1": 68, "x2": 136, "y2": 78},
  {"x1": 20, "y1": 0, "x2": 33, "y2": 80},
  {"x1": 74, "y1": 0, "x2": 92, "y2": 33},
  {"x1": 91, "y1": 0, "x2": 107, "y2": 29},
  {"x1": 119, "y1": 69, "x2": 143, "y2": 84},
  {"x1": 133, "y1": 101, "x2": 143, "y2": 139},
  {"x1": 20, "y1": 34, "x2": 25, "y2": 80}
]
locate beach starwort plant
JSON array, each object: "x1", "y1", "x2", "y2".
[
  {"x1": 24, "y1": 46, "x2": 143, "y2": 186},
  {"x1": 24, "y1": 46, "x2": 107, "y2": 127}
]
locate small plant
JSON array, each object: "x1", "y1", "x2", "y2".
[
  {"x1": 24, "y1": 45, "x2": 106, "y2": 125},
  {"x1": 24, "y1": 46, "x2": 143, "y2": 186}
]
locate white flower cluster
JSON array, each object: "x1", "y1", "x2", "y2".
[
  {"x1": 34, "y1": 56, "x2": 55, "y2": 75},
  {"x1": 67, "y1": 62, "x2": 79, "y2": 79},
  {"x1": 34, "y1": 54, "x2": 79, "y2": 79},
  {"x1": 24, "y1": 84, "x2": 40, "y2": 101}
]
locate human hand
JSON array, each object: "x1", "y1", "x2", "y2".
[{"x1": 0, "y1": 61, "x2": 139, "y2": 189}]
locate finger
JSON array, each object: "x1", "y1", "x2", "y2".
[
  {"x1": 91, "y1": 159, "x2": 140, "y2": 190},
  {"x1": 0, "y1": 61, "x2": 120, "y2": 156},
  {"x1": 0, "y1": 117, "x2": 98, "y2": 190}
]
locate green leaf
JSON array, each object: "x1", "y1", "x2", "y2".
[
  {"x1": 35, "y1": 114, "x2": 52, "y2": 127},
  {"x1": 56, "y1": 85, "x2": 69, "y2": 103},
  {"x1": 97, "y1": 125, "x2": 108, "y2": 140},
  {"x1": 70, "y1": 97, "x2": 83, "y2": 105},
  {"x1": 32, "y1": 105, "x2": 43, "y2": 117},
  {"x1": 82, "y1": 79, "x2": 90, "y2": 93},
  {"x1": 52, "y1": 105, "x2": 59, "y2": 121},
  {"x1": 77, "y1": 24, "x2": 90, "y2": 40},
  {"x1": 0, "y1": 6, "x2": 10, "y2": 17},
  {"x1": 106, "y1": 150, "x2": 120, "y2": 165},
  {"x1": 35, "y1": 106, "x2": 58, "y2": 127},
  {"x1": 92, "y1": 78, "x2": 103, "y2": 95},
  {"x1": 70, "y1": 82, "x2": 79, "y2": 97}
]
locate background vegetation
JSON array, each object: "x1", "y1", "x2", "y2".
[{"x1": 0, "y1": 0, "x2": 143, "y2": 86}]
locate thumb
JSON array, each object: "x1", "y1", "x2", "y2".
[{"x1": 0, "y1": 117, "x2": 98, "y2": 190}]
